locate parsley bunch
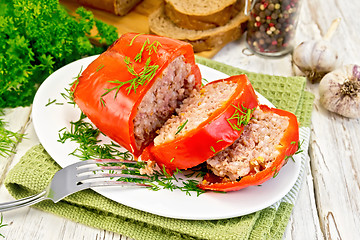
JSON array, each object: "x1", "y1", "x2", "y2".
[{"x1": 0, "y1": 0, "x2": 118, "y2": 108}]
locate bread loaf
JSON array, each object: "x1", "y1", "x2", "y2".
[{"x1": 77, "y1": 0, "x2": 142, "y2": 16}]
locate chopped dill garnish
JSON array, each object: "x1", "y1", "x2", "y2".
[
  {"x1": 70, "y1": 66, "x2": 83, "y2": 99},
  {"x1": 227, "y1": 104, "x2": 255, "y2": 131},
  {"x1": 0, "y1": 112, "x2": 23, "y2": 158},
  {"x1": 182, "y1": 179, "x2": 206, "y2": 196},
  {"x1": 61, "y1": 88, "x2": 76, "y2": 106},
  {"x1": 58, "y1": 112, "x2": 133, "y2": 161},
  {"x1": 45, "y1": 98, "x2": 57, "y2": 107},
  {"x1": 201, "y1": 78, "x2": 209, "y2": 86},
  {"x1": 100, "y1": 38, "x2": 162, "y2": 103},
  {"x1": 56, "y1": 104, "x2": 207, "y2": 196},
  {"x1": 175, "y1": 119, "x2": 188, "y2": 135},
  {"x1": 210, "y1": 146, "x2": 215, "y2": 153},
  {"x1": 129, "y1": 33, "x2": 143, "y2": 46},
  {"x1": 45, "y1": 98, "x2": 63, "y2": 106},
  {"x1": 146, "y1": 40, "x2": 162, "y2": 55},
  {"x1": 100, "y1": 56, "x2": 159, "y2": 102},
  {"x1": 295, "y1": 139, "x2": 304, "y2": 155},
  {"x1": 272, "y1": 168, "x2": 279, "y2": 178},
  {"x1": 134, "y1": 39, "x2": 162, "y2": 62},
  {"x1": 271, "y1": 166, "x2": 282, "y2": 178},
  {"x1": 134, "y1": 38, "x2": 150, "y2": 62},
  {"x1": 96, "y1": 64, "x2": 104, "y2": 72},
  {"x1": 216, "y1": 139, "x2": 224, "y2": 143},
  {"x1": 61, "y1": 67, "x2": 83, "y2": 107},
  {"x1": 285, "y1": 139, "x2": 304, "y2": 162},
  {"x1": 0, "y1": 214, "x2": 8, "y2": 238}
]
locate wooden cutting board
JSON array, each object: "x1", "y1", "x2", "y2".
[{"x1": 60, "y1": 0, "x2": 230, "y2": 58}]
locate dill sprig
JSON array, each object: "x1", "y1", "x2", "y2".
[
  {"x1": 227, "y1": 104, "x2": 255, "y2": 131},
  {"x1": 45, "y1": 98, "x2": 63, "y2": 106},
  {"x1": 100, "y1": 38, "x2": 162, "y2": 103},
  {"x1": 58, "y1": 112, "x2": 132, "y2": 161},
  {"x1": 175, "y1": 119, "x2": 188, "y2": 135},
  {"x1": 0, "y1": 214, "x2": 8, "y2": 238},
  {"x1": 58, "y1": 97, "x2": 206, "y2": 196},
  {"x1": 272, "y1": 167, "x2": 280, "y2": 178},
  {"x1": 134, "y1": 38, "x2": 150, "y2": 62},
  {"x1": 60, "y1": 67, "x2": 83, "y2": 107},
  {"x1": 45, "y1": 98, "x2": 57, "y2": 106},
  {"x1": 147, "y1": 168, "x2": 206, "y2": 196},
  {"x1": 201, "y1": 78, "x2": 209, "y2": 86},
  {"x1": 146, "y1": 40, "x2": 162, "y2": 55},
  {"x1": 100, "y1": 57, "x2": 159, "y2": 103},
  {"x1": 134, "y1": 39, "x2": 162, "y2": 62},
  {"x1": 0, "y1": 112, "x2": 23, "y2": 158},
  {"x1": 285, "y1": 139, "x2": 305, "y2": 162},
  {"x1": 96, "y1": 64, "x2": 104, "y2": 72},
  {"x1": 129, "y1": 33, "x2": 143, "y2": 46}
]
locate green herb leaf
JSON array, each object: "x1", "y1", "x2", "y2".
[
  {"x1": 0, "y1": 213, "x2": 8, "y2": 238},
  {"x1": 227, "y1": 104, "x2": 255, "y2": 131},
  {"x1": 0, "y1": 0, "x2": 117, "y2": 109},
  {"x1": 101, "y1": 56, "x2": 159, "y2": 101},
  {"x1": 175, "y1": 119, "x2": 188, "y2": 135},
  {"x1": 0, "y1": 112, "x2": 23, "y2": 158}
]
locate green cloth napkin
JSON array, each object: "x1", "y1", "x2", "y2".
[{"x1": 5, "y1": 57, "x2": 314, "y2": 240}]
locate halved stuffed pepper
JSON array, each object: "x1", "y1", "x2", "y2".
[
  {"x1": 141, "y1": 75, "x2": 259, "y2": 172},
  {"x1": 198, "y1": 105, "x2": 299, "y2": 192},
  {"x1": 72, "y1": 33, "x2": 202, "y2": 157}
]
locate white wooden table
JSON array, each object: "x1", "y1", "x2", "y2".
[{"x1": 1, "y1": 0, "x2": 359, "y2": 239}]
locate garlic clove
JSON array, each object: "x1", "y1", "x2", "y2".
[{"x1": 319, "y1": 64, "x2": 360, "y2": 118}]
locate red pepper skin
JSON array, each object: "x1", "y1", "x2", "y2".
[
  {"x1": 141, "y1": 75, "x2": 259, "y2": 172},
  {"x1": 197, "y1": 105, "x2": 299, "y2": 192},
  {"x1": 72, "y1": 33, "x2": 201, "y2": 157}
]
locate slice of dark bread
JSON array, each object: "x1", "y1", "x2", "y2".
[
  {"x1": 164, "y1": 0, "x2": 245, "y2": 30},
  {"x1": 149, "y1": 5, "x2": 248, "y2": 52}
]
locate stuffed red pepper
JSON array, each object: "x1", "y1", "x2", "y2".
[
  {"x1": 141, "y1": 75, "x2": 259, "y2": 172},
  {"x1": 72, "y1": 33, "x2": 202, "y2": 157},
  {"x1": 198, "y1": 105, "x2": 299, "y2": 192}
]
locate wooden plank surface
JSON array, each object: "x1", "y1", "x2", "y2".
[
  {"x1": 1, "y1": 0, "x2": 360, "y2": 239},
  {"x1": 213, "y1": 1, "x2": 360, "y2": 239}
]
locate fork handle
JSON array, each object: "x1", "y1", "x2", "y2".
[{"x1": 0, "y1": 190, "x2": 47, "y2": 212}]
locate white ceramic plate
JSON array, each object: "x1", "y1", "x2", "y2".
[{"x1": 32, "y1": 55, "x2": 301, "y2": 220}]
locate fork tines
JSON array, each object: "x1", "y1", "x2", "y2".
[{"x1": 75, "y1": 159, "x2": 152, "y2": 188}]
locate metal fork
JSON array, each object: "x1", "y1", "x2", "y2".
[{"x1": 0, "y1": 159, "x2": 151, "y2": 212}]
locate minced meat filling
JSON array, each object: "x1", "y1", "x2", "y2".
[
  {"x1": 206, "y1": 107, "x2": 289, "y2": 181},
  {"x1": 133, "y1": 56, "x2": 197, "y2": 149},
  {"x1": 154, "y1": 81, "x2": 237, "y2": 146}
]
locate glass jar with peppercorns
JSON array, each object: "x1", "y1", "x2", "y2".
[{"x1": 246, "y1": 0, "x2": 302, "y2": 56}]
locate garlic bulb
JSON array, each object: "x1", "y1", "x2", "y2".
[
  {"x1": 293, "y1": 40, "x2": 340, "y2": 83},
  {"x1": 292, "y1": 18, "x2": 341, "y2": 83},
  {"x1": 319, "y1": 64, "x2": 360, "y2": 118}
]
